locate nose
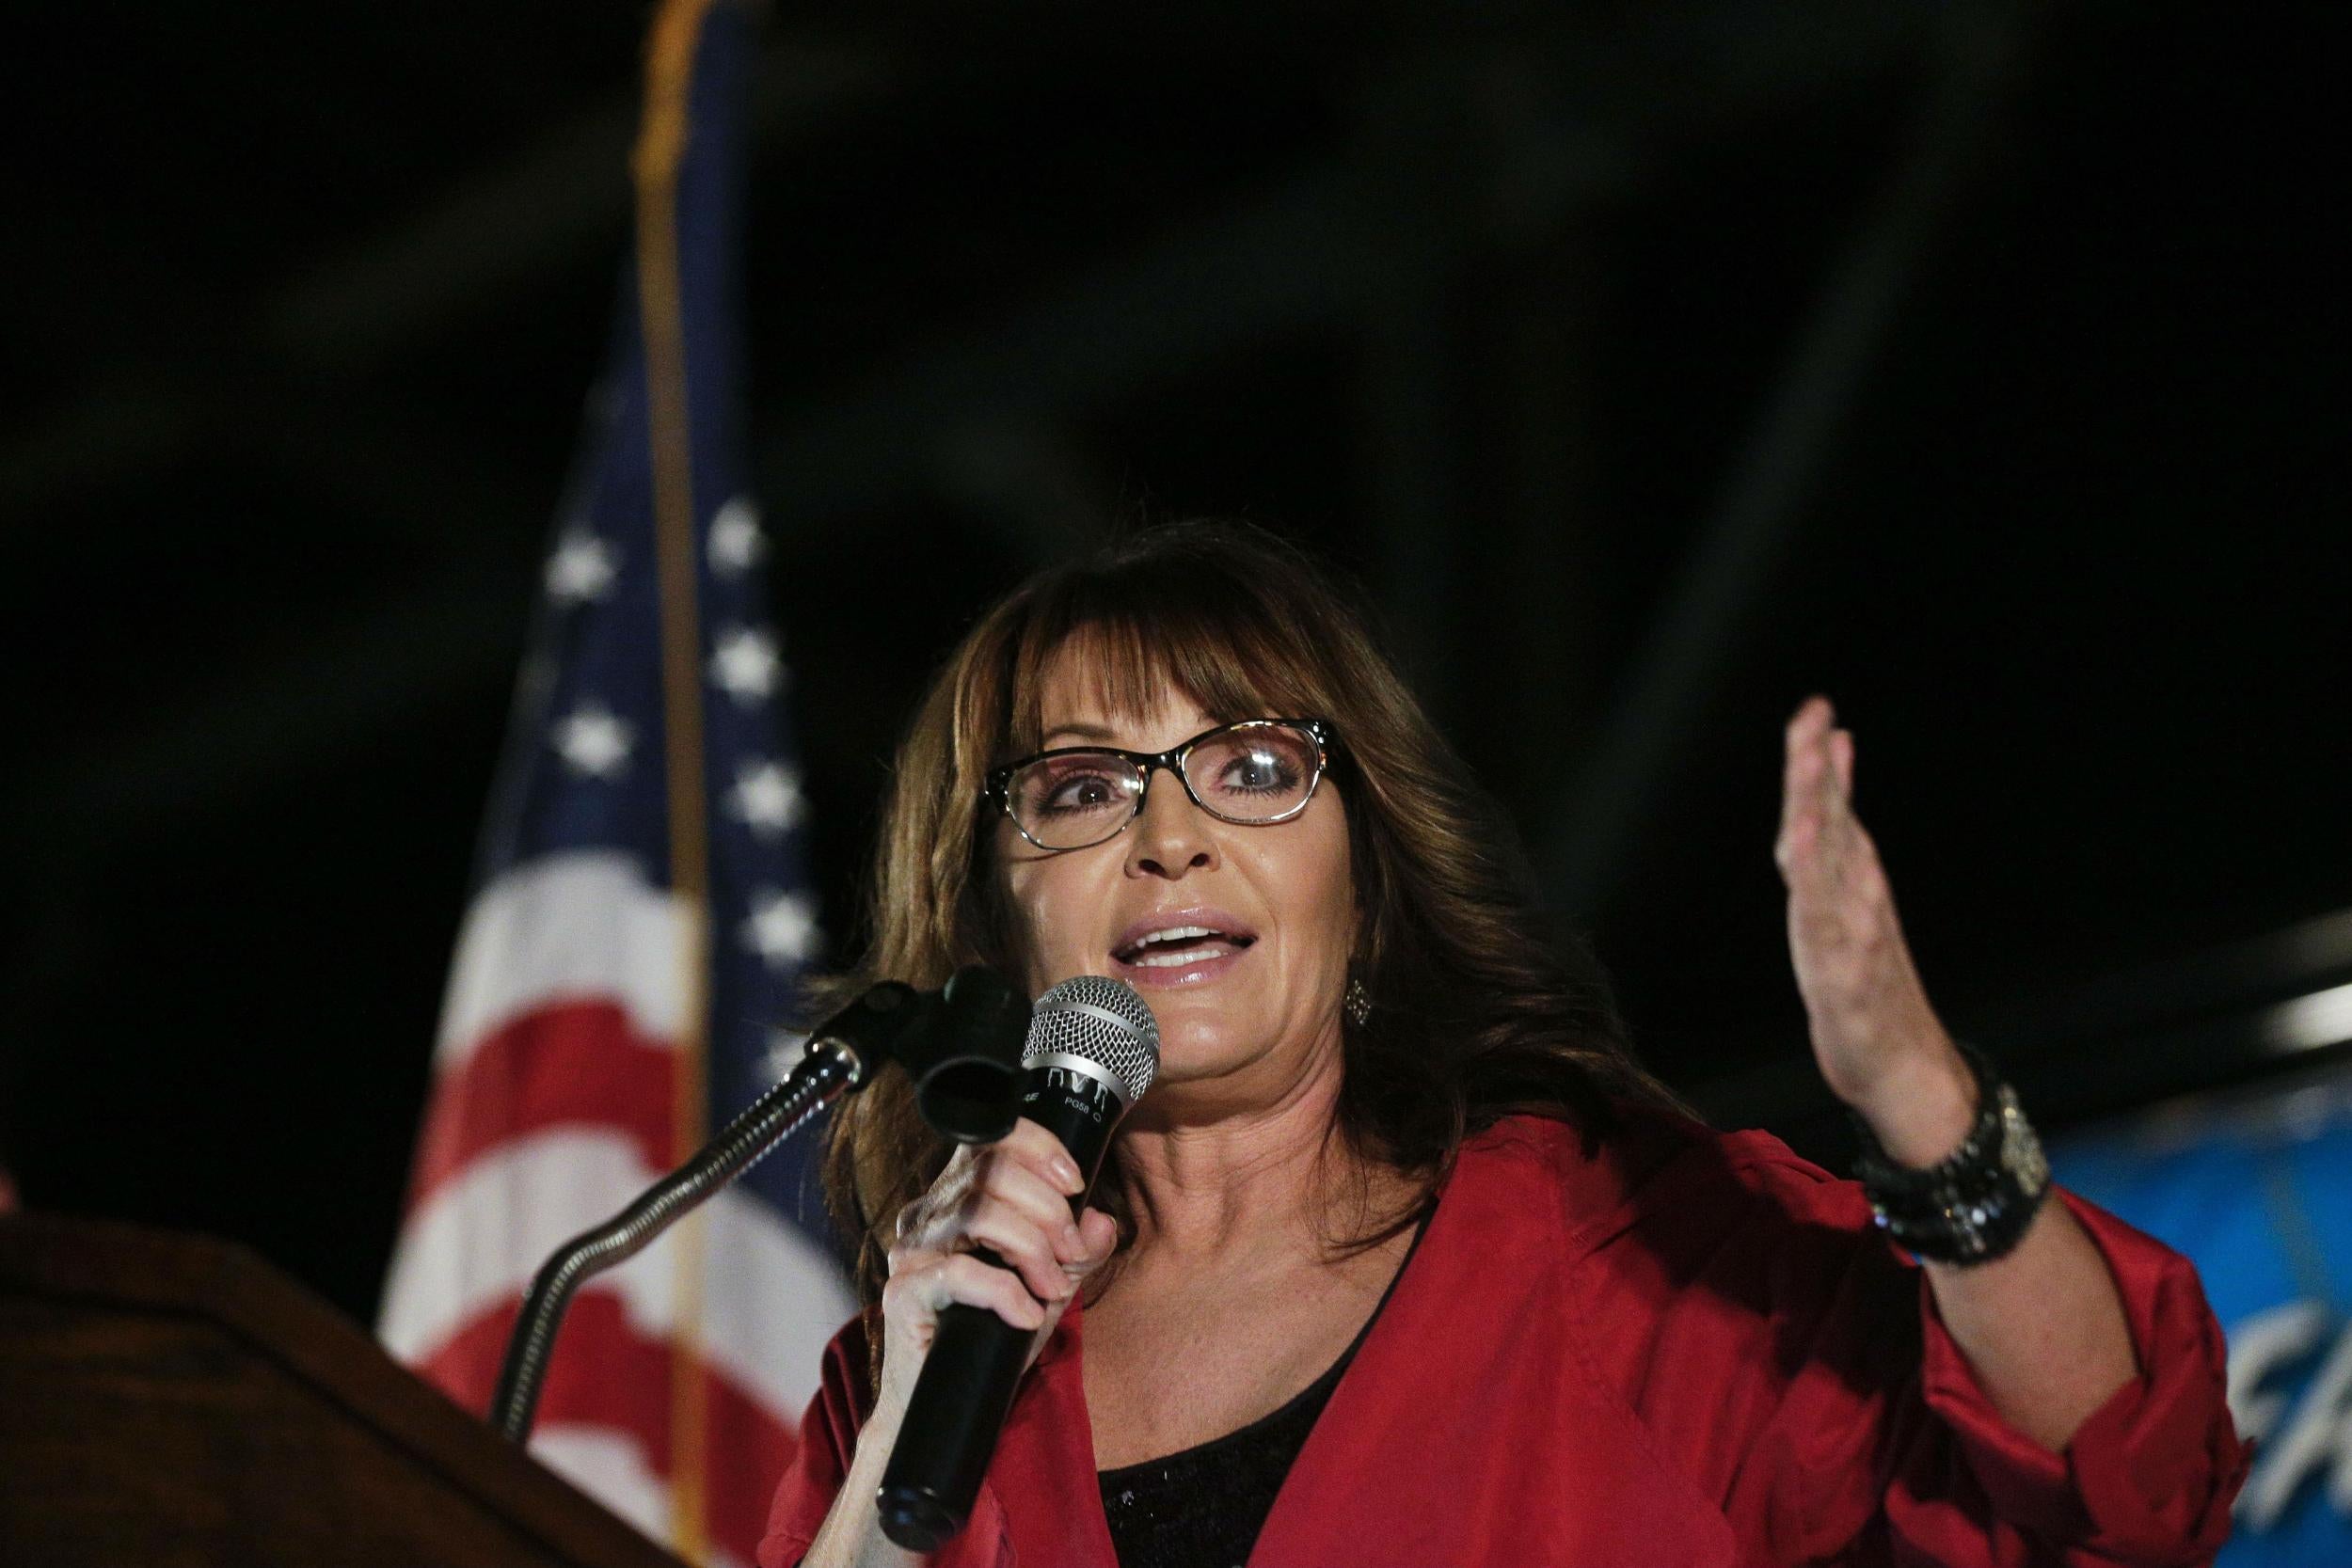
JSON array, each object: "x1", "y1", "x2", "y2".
[{"x1": 1124, "y1": 762, "x2": 1216, "y2": 879}]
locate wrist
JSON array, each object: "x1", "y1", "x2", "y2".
[
  {"x1": 1850, "y1": 1041, "x2": 1977, "y2": 1167},
  {"x1": 1849, "y1": 1042, "x2": 2053, "y2": 1265},
  {"x1": 851, "y1": 1395, "x2": 909, "y2": 1471}
]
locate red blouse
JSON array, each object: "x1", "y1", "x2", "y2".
[{"x1": 757, "y1": 1110, "x2": 2249, "y2": 1567}]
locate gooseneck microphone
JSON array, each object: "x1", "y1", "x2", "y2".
[
  {"x1": 490, "y1": 968, "x2": 1027, "y2": 1444},
  {"x1": 876, "y1": 975, "x2": 1160, "y2": 1551}
]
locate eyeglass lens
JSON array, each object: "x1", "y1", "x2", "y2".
[{"x1": 1008, "y1": 723, "x2": 1321, "y2": 848}]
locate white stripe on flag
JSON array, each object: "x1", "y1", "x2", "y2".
[
  {"x1": 380, "y1": 1128, "x2": 670, "y2": 1360},
  {"x1": 532, "y1": 1424, "x2": 671, "y2": 1542},
  {"x1": 434, "y1": 850, "x2": 693, "y2": 1072},
  {"x1": 703, "y1": 1187, "x2": 860, "y2": 1426},
  {"x1": 527, "y1": 1427, "x2": 749, "y2": 1567},
  {"x1": 378, "y1": 1125, "x2": 852, "y2": 1423}
]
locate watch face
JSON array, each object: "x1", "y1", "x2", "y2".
[{"x1": 1996, "y1": 1089, "x2": 2052, "y2": 1191}]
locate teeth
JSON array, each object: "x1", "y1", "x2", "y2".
[
  {"x1": 1116, "y1": 924, "x2": 1251, "y2": 966},
  {"x1": 1133, "y1": 942, "x2": 1230, "y2": 968}
]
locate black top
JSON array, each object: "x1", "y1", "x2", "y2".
[{"x1": 1095, "y1": 1215, "x2": 1429, "y2": 1568}]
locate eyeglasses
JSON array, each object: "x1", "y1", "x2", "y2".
[{"x1": 984, "y1": 718, "x2": 1333, "y2": 851}]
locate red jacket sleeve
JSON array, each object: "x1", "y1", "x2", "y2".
[
  {"x1": 755, "y1": 1313, "x2": 875, "y2": 1568},
  {"x1": 1885, "y1": 1189, "x2": 2252, "y2": 1566},
  {"x1": 1570, "y1": 1125, "x2": 2248, "y2": 1567},
  {"x1": 753, "y1": 1307, "x2": 1035, "y2": 1568}
]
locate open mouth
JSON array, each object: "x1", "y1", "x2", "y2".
[{"x1": 1111, "y1": 925, "x2": 1258, "y2": 970}]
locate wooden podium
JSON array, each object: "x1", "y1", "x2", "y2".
[{"x1": 0, "y1": 1213, "x2": 691, "y2": 1567}]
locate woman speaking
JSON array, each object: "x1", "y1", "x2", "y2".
[{"x1": 757, "y1": 523, "x2": 2245, "y2": 1567}]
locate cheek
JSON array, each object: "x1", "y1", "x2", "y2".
[
  {"x1": 1301, "y1": 841, "x2": 1358, "y2": 965},
  {"x1": 1000, "y1": 875, "x2": 1055, "y2": 987},
  {"x1": 1245, "y1": 815, "x2": 1357, "y2": 973},
  {"x1": 1002, "y1": 856, "x2": 1110, "y2": 985}
]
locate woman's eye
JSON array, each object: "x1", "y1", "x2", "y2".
[
  {"x1": 1037, "y1": 768, "x2": 1122, "y2": 814},
  {"x1": 1219, "y1": 751, "x2": 1297, "y2": 791}
]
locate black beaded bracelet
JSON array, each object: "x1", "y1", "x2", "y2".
[{"x1": 1850, "y1": 1043, "x2": 2051, "y2": 1264}]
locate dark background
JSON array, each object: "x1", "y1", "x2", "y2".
[{"x1": 3, "y1": 0, "x2": 2344, "y2": 1325}]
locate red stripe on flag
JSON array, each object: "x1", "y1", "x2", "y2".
[
  {"x1": 406, "y1": 999, "x2": 675, "y2": 1211},
  {"x1": 417, "y1": 1291, "x2": 671, "y2": 1452},
  {"x1": 704, "y1": 1363, "x2": 803, "y2": 1565}
]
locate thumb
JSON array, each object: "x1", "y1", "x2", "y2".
[
  {"x1": 1066, "y1": 1206, "x2": 1119, "y2": 1281},
  {"x1": 1028, "y1": 1207, "x2": 1119, "y2": 1372}
]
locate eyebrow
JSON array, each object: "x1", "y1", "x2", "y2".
[{"x1": 1041, "y1": 721, "x2": 1121, "y2": 746}]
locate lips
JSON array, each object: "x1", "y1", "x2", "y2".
[
  {"x1": 1118, "y1": 927, "x2": 1252, "y2": 968},
  {"x1": 1109, "y1": 907, "x2": 1259, "y2": 974}
]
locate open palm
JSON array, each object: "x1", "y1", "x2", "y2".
[{"x1": 1774, "y1": 695, "x2": 1972, "y2": 1154}]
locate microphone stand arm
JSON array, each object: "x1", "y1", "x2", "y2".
[{"x1": 489, "y1": 984, "x2": 917, "y2": 1443}]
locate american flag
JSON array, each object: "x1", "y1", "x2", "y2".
[{"x1": 376, "y1": 3, "x2": 854, "y2": 1562}]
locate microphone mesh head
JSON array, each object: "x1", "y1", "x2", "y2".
[{"x1": 1025, "y1": 975, "x2": 1160, "y2": 1103}]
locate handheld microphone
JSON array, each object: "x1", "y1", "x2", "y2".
[{"x1": 876, "y1": 975, "x2": 1160, "y2": 1551}]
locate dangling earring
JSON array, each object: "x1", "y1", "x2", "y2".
[{"x1": 1344, "y1": 976, "x2": 1372, "y2": 1028}]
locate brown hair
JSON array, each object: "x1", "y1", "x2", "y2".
[{"x1": 818, "y1": 519, "x2": 1689, "y2": 1304}]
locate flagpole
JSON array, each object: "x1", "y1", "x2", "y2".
[{"x1": 634, "y1": 0, "x2": 720, "y2": 1558}]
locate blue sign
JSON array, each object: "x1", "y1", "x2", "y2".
[{"x1": 2054, "y1": 1069, "x2": 2352, "y2": 1565}]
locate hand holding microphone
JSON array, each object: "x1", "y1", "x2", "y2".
[
  {"x1": 875, "y1": 975, "x2": 1161, "y2": 1551},
  {"x1": 876, "y1": 1118, "x2": 1120, "y2": 1410}
]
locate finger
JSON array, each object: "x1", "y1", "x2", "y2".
[
  {"x1": 898, "y1": 1148, "x2": 1073, "y2": 1255},
  {"x1": 893, "y1": 1178, "x2": 1078, "y2": 1280},
  {"x1": 1781, "y1": 696, "x2": 1834, "y2": 791},
  {"x1": 1786, "y1": 693, "x2": 1834, "y2": 738},
  {"x1": 959, "y1": 1195, "x2": 1078, "y2": 1302},
  {"x1": 910, "y1": 1147, "x2": 981, "y2": 1222},
  {"x1": 1817, "y1": 731, "x2": 1866, "y2": 879},
  {"x1": 915, "y1": 1252, "x2": 1049, "y2": 1332},
  {"x1": 895, "y1": 1180, "x2": 957, "y2": 1243},
  {"x1": 1810, "y1": 725, "x2": 1850, "y2": 861},
  {"x1": 990, "y1": 1118, "x2": 1087, "y2": 1196},
  {"x1": 1071, "y1": 1207, "x2": 1120, "y2": 1271},
  {"x1": 1809, "y1": 716, "x2": 1864, "y2": 852},
  {"x1": 973, "y1": 1157, "x2": 1089, "y2": 1257},
  {"x1": 1814, "y1": 726, "x2": 1850, "y2": 823},
  {"x1": 1778, "y1": 703, "x2": 1835, "y2": 864}
]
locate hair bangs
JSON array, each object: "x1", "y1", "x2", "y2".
[{"x1": 996, "y1": 557, "x2": 1337, "y2": 758}]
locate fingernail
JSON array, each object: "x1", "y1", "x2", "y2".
[{"x1": 1053, "y1": 1158, "x2": 1083, "y2": 1194}]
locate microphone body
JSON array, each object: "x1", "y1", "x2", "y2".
[{"x1": 877, "y1": 977, "x2": 1159, "y2": 1552}]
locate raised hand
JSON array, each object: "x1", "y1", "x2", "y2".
[{"x1": 1773, "y1": 695, "x2": 1976, "y2": 1165}]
